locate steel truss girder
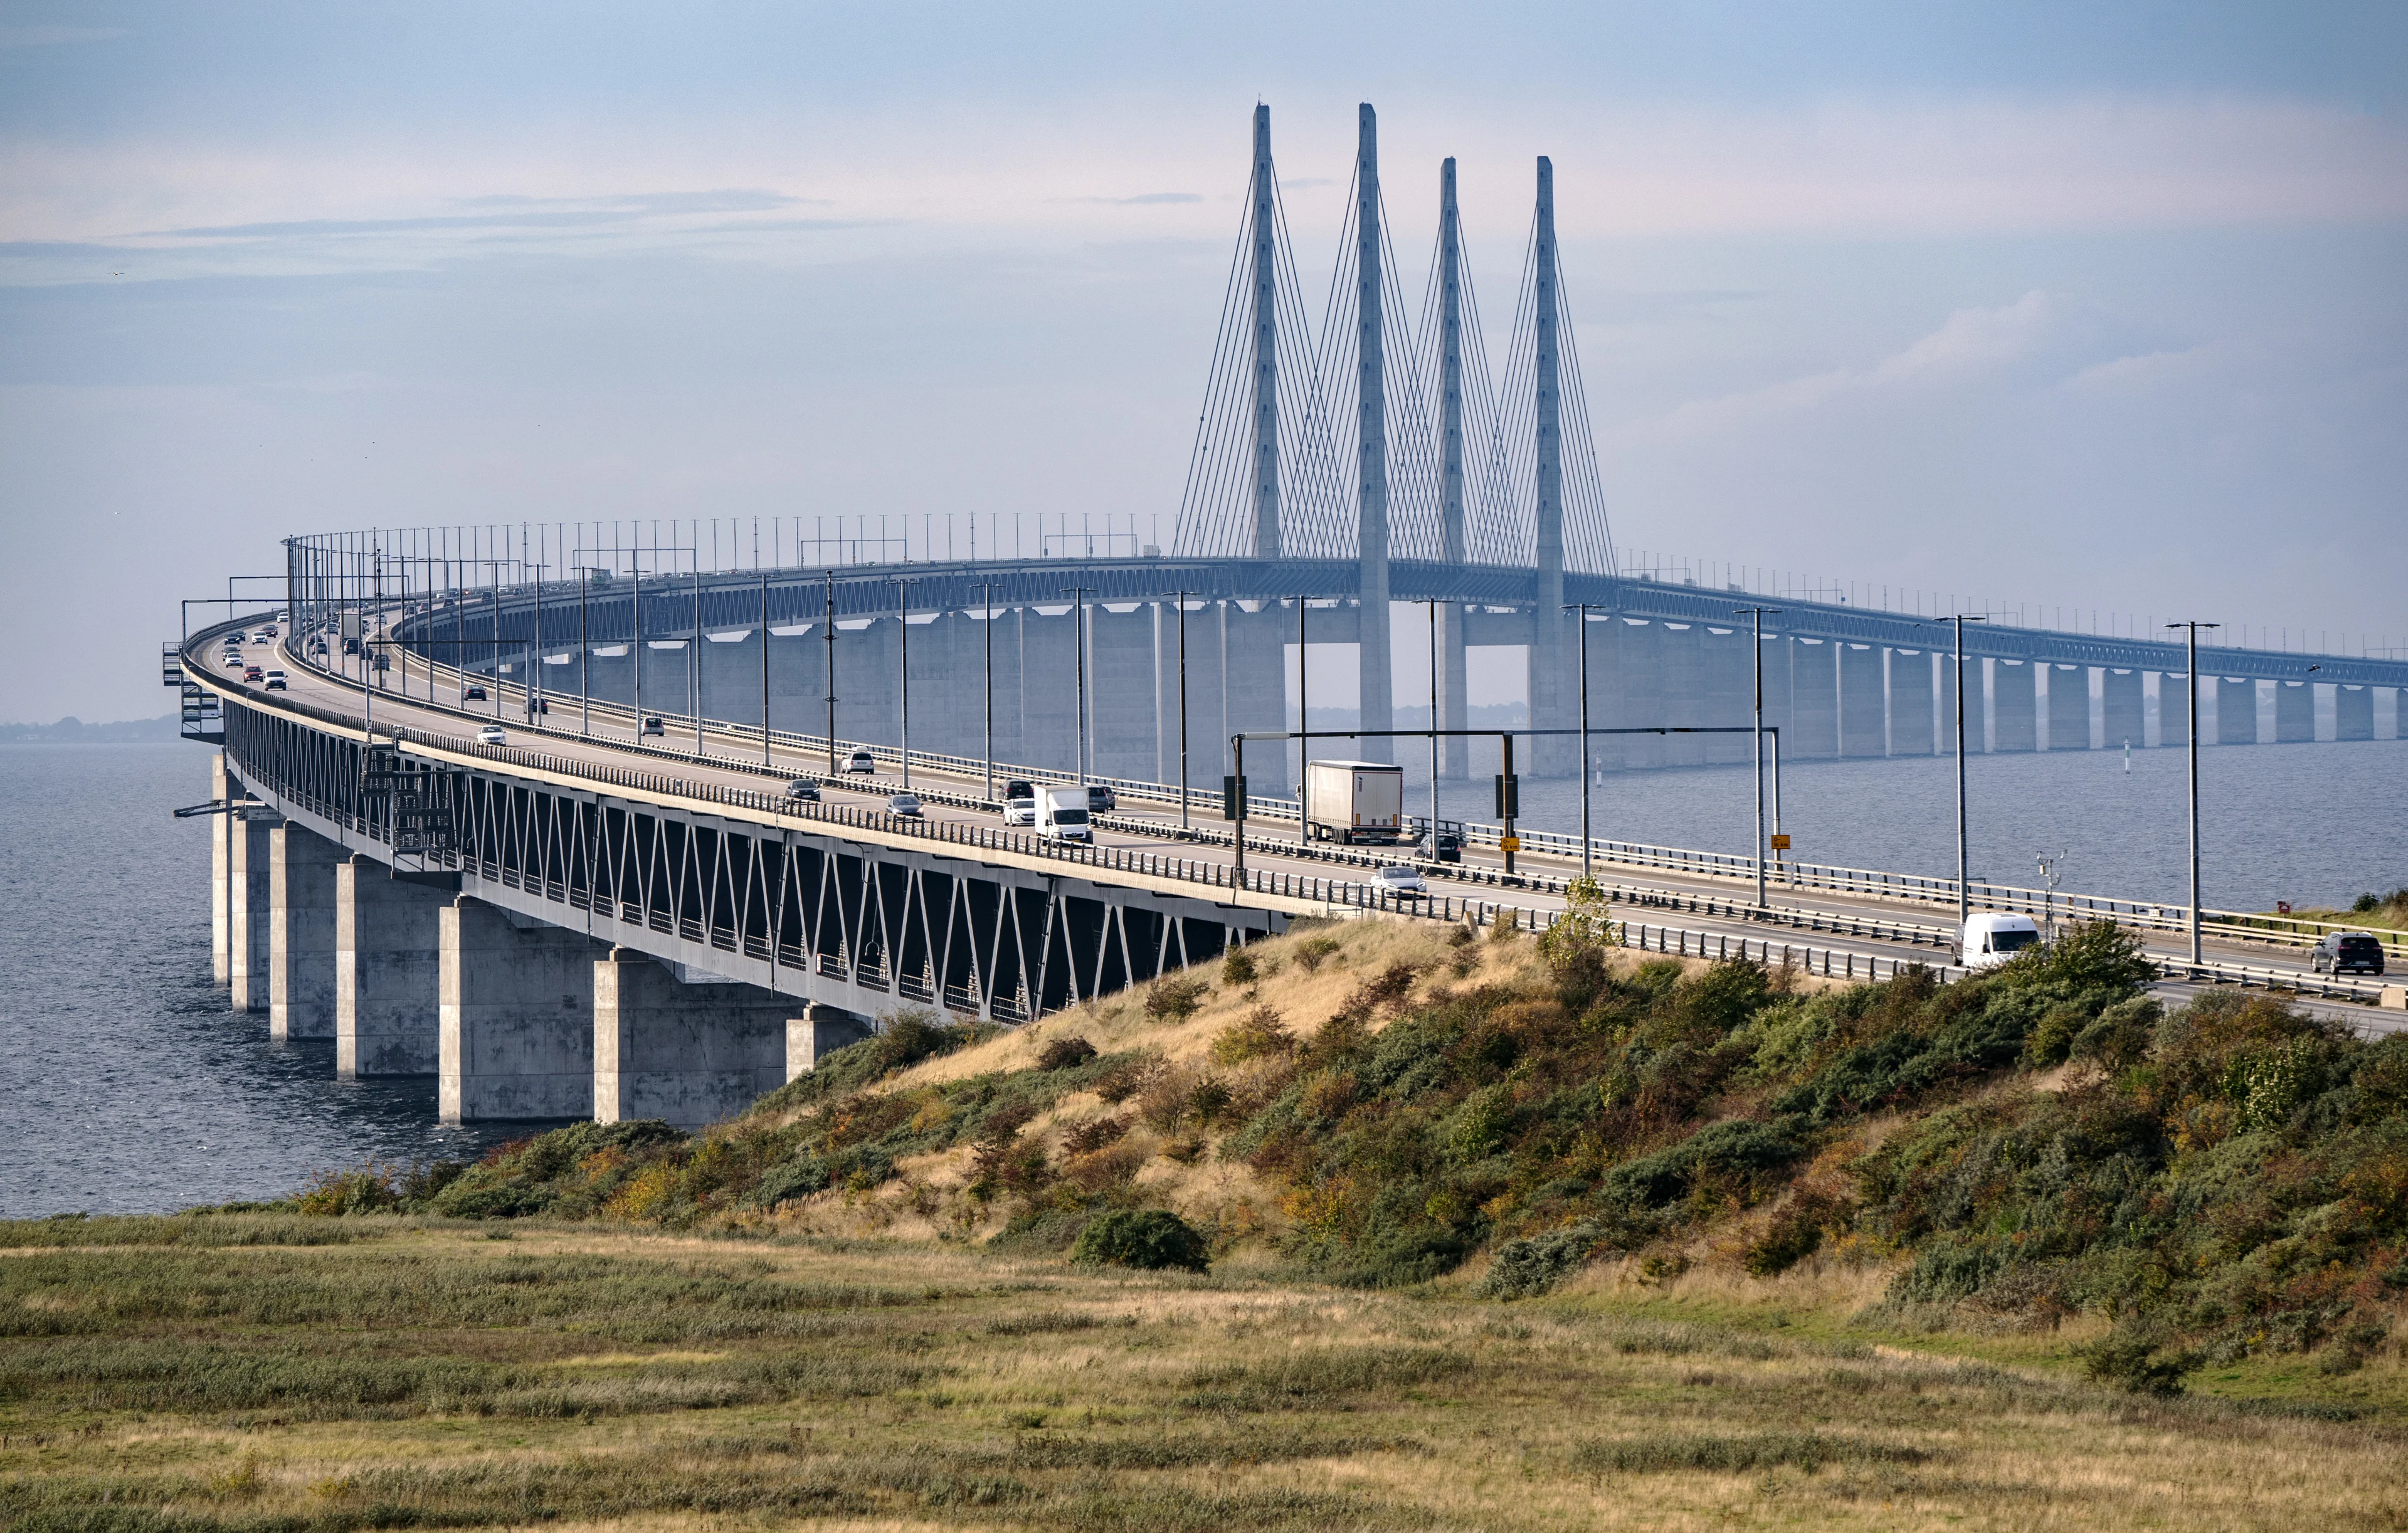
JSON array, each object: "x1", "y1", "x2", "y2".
[{"x1": 219, "y1": 701, "x2": 1262, "y2": 1024}]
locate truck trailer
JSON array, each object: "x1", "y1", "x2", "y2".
[{"x1": 1304, "y1": 760, "x2": 1406, "y2": 845}]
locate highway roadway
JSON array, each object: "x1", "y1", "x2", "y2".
[{"x1": 196, "y1": 619, "x2": 2401, "y2": 1035}]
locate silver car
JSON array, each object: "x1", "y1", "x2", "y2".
[
  {"x1": 1376, "y1": 865, "x2": 1430, "y2": 900},
  {"x1": 476, "y1": 724, "x2": 507, "y2": 746},
  {"x1": 887, "y1": 793, "x2": 922, "y2": 818}
]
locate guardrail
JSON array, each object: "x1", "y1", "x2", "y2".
[{"x1": 242, "y1": 618, "x2": 2408, "y2": 988}]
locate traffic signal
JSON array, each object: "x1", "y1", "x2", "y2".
[
  {"x1": 1492, "y1": 773, "x2": 1519, "y2": 818},
  {"x1": 1221, "y1": 774, "x2": 1247, "y2": 819}
]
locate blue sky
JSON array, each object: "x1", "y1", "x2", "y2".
[{"x1": 2, "y1": 2, "x2": 2403, "y2": 721}]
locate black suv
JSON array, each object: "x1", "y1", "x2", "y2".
[{"x1": 2310, "y1": 931, "x2": 2386, "y2": 976}]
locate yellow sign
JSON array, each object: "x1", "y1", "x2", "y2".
[
  {"x1": 1499, "y1": 836, "x2": 1521, "y2": 852},
  {"x1": 1769, "y1": 834, "x2": 1791, "y2": 850}
]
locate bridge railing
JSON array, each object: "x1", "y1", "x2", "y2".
[{"x1": 309, "y1": 619, "x2": 2407, "y2": 963}]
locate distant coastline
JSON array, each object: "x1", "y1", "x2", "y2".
[{"x1": 0, "y1": 714, "x2": 182, "y2": 744}]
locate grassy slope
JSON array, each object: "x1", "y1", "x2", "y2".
[
  {"x1": 12, "y1": 915, "x2": 2408, "y2": 1528},
  {"x1": 6, "y1": 1220, "x2": 2408, "y2": 1532}
]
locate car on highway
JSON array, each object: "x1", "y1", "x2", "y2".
[
  {"x1": 463, "y1": 684, "x2": 487, "y2": 702},
  {"x1": 342, "y1": 636, "x2": 361, "y2": 655},
  {"x1": 1002, "y1": 792, "x2": 1037, "y2": 826},
  {"x1": 2311, "y1": 930, "x2": 2387, "y2": 976},
  {"x1": 640, "y1": 715, "x2": 665, "y2": 737},
  {"x1": 241, "y1": 665, "x2": 263, "y2": 682},
  {"x1": 1087, "y1": 784, "x2": 1117, "y2": 813},
  {"x1": 784, "y1": 779, "x2": 820, "y2": 803},
  {"x1": 887, "y1": 793, "x2": 922, "y2": 818},
  {"x1": 1375, "y1": 865, "x2": 1429, "y2": 900},
  {"x1": 476, "y1": 725, "x2": 507, "y2": 746},
  {"x1": 263, "y1": 668, "x2": 288, "y2": 691},
  {"x1": 1955, "y1": 913, "x2": 2043, "y2": 971},
  {"x1": 260, "y1": 625, "x2": 277, "y2": 638},
  {"x1": 846, "y1": 748, "x2": 877, "y2": 773}
]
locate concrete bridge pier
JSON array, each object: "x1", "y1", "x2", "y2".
[
  {"x1": 268, "y1": 823, "x2": 341, "y2": 1040},
  {"x1": 1838, "y1": 643, "x2": 1884, "y2": 757},
  {"x1": 211, "y1": 754, "x2": 233, "y2": 986},
  {"x1": 228, "y1": 809, "x2": 279, "y2": 1013},
  {"x1": 1939, "y1": 654, "x2": 1960, "y2": 753},
  {"x1": 1224, "y1": 600, "x2": 1287, "y2": 796},
  {"x1": 1701, "y1": 626, "x2": 1751, "y2": 764},
  {"x1": 1615, "y1": 620, "x2": 1666, "y2": 769},
  {"x1": 790, "y1": 1003, "x2": 877, "y2": 1078},
  {"x1": 2275, "y1": 680, "x2": 2314, "y2": 743},
  {"x1": 2047, "y1": 664, "x2": 2089, "y2": 750},
  {"x1": 440, "y1": 897, "x2": 606, "y2": 1122},
  {"x1": 1573, "y1": 614, "x2": 1622, "y2": 772},
  {"x1": 2217, "y1": 677, "x2": 2257, "y2": 744},
  {"x1": 1889, "y1": 650, "x2": 1934, "y2": 755},
  {"x1": 765, "y1": 624, "x2": 827, "y2": 740},
  {"x1": 583, "y1": 644, "x2": 633, "y2": 712},
  {"x1": 336, "y1": 855, "x2": 446, "y2": 1076},
  {"x1": 1091, "y1": 604, "x2": 1158, "y2": 779},
  {"x1": 593, "y1": 949, "x2": 792, "y2": 1129},
  {"x1": 1157, "y1": 599, "x2": 1226, "y2": 788},
  {"x1": 1659, "y1": 623, "x2": 1706, "y2": 767},
  {"x1": 2336, "y1": 683, "x2": 2375, "y2": 742},
  {"x1": 1435, "y1": 601, "x2": 1470, "y2": 779},
  {"x1": 1789, "y1": 639, "x2": 1838, "y2": 759},
  {"x1": 699, "y1": 630, "x2": 764, "y2": 729},
  {"x1": 1018, "y1": 608, "x2": 1078, "y2": 777},
  {"x1": 1993, "y1": 660, "x2": 2037, "y2": 751},
  {"x1": 2103, "y1": 668, "x2": 2143, "y2": 750}
]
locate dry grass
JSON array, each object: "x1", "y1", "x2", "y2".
[{"x1": 5, "y1": 1217, "x2": 2406, "y2": 1532}]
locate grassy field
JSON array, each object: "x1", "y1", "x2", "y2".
[{"x1": 6, "y1": 1214, "x2": 2408, "y2": 1532}]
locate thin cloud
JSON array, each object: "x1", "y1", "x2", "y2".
[
  {"x1": 0, "y1": 24, "x2": 127, "y2": 48},
  {"x1": 1060, "y1": 191, "x2": 1204, "y2": 205}
]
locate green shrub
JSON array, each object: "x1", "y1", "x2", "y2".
[
  {"x1": 1476, "y1": 1223, "x2": 1600, "y2": 1299},
  {"x1": 1146, "y1": 974, "x2": 1212, "y2": 1025},
  {"x1": 1072, "y1": 1209, "x2": 1210, "y2": 1272},
  {"x1": 1035, "y1": 1035, "x2": 1099, "y2": 1070},
  {"x1": 1221, "y1": 949, "x2": 1259, "y2": 987},
  {"x1": 1210, "y1": 1006, "x2": 1295, "y2": 1065}
]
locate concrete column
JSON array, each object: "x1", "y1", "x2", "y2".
[
  {"x1": 788, "y1": 1002, "x2": 876, "y2": 1080},
  {"x1": 700, "y1": 630, "x2": 764, "y2": 730},
  {"x1": 268, "y1": 823, "x2": 341, "y2": 1040},
  {"x1": 645, "y1": 638, "x2": 692, "y2": 720},
  {"x1": 1657, "y1": 623, "x2": 1706, "y2": 767},
  {"x1": 1618, "y1": 620, "x2": 1666, "y2": 768},
  {"x1": 584, "y1": 643, "x2": 634, "y2": 710},
  {"x1": 1992, "y1": 660, "x2": 2037, "y2": 751},
  {"x1": 1223, "y1": 600, "x2": 1287, "y2": 796},
  {"x1": 921, "y1": 613, "x2": 982, "y2": 761},
  {"x1": 2216, "y1": 677, "x2": 2257, "y2": 744},
  {"x1": 2103, "y1": 669, "x2": 2143, "y2": 751},
  {"x1": 1939, "y1": 653, "x2": 1961, "y2": 754},
  {"x1": 833, "y1": 617, "x2": 898, "y2": 751},
  {"x1": 211, "y1": 754, "x2": 231, "y2": 986},
  {"x1": 766, "y1": 623, "x2": 826, "y2": 740},
  {"x1": 2046, "y1": 664, "x2": 2090, "y2": 750},
  {"x1": 1888, "y1": 650, "x2": 1933, "y2": 756},
  {"x1": 1838, "y1": 643, "x2": 1884, "y2": 757},
  {"x1": 1700, "y1": 626, "x2": 1751, "y2": 764},
  {"x1": 1157, "y1": 599, "x2": 1222, "y2": 789},
  {"x1": 1575, "y1": 613, "x2": 1624, "y2": 772},
  {"x1": 1090, "y1": 604, "x2": 1158, "y2": 780},
  {"x1": 980, "y1": 608, "x2": 1023, "y2": 771},
  {"x1": 594, "y1": 949, "x2": 790, "y2": 1129},
  {"x1": 2336, "y1": 684, "x2": 2375, "y2": 742},
  {"x1": 440, "y1": 897, "x2": 604, "y2": 1122},
  {"x1": 337, "y1": 854, "x2": 446, "y2": 1076},
  {"x1": 1018, "y1": 607, "x2": 1079, "y2": 776},
  {"x1": 1788, "y1": 639, "x2": 1837, "y2": 759},
  {"x1": 228, "y1": 811, "x2": 278, "y2": 1014},
  {"x1": 2274, "y1": 680, "x2": 2314, "y2": 743}
]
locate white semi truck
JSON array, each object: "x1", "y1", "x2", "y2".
[{"x1": 1304, "y1": 759, "x2": 1407, "y2": 845}]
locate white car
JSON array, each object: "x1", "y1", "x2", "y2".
[
  {"x1": 1002, "y1": 794, "x2": 1037, "y2": 826},
  {"x1": 263, "y1": 669, "x2": 288, "y2": 692},
  {"x1": 476, "y1": 725, "x2": 507, "y2": 746},
  {"x1": 1376, "y1": 865, "x2": 1429, "y2": 899},
  {"x1": 1955, "y1": 913, "x2": 2042, "y2": 971},
  {"x1": 846, "y1": 748, "x2": 877, "y2": 773}
]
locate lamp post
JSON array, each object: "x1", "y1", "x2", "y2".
[
  {"x1": 758, "y1": 568, "x2": 771, "y2": 769},
  {"x1": 2166, "y1": 620, "x2": 2219, "y2": 969},
  {"x1": 1062, "y1": 586, "x2": 1094, "y2": 788},
  {"x1": 691, "y1": 566, "x2": 704, "y2": 757},
  {"x1": 1425, "y1": 599, "x2": 1441, "y2": 856},
  {"x1": 1165, "y1": 589, "x2": 1196, "y2": 833},
  {"x1": 578, "y1": 567, "x2": 590, "y2": 736},
  {"x1": 1946, "y1": 615, "x2": 1987, "y2": 932},
  {"x1": 974, "y1": 580, "x2": 1000, "y2": 803},
  {"x1": 1734, "y1": 606, "x2": 1782, "y2": 909},
  {"x1": 1565, "y1": 602, "x2": 1603, "y2": 879},
  {"x1": 821, "y1": 569, "x2": 838, "y2": 776},
  {"x1": 893, "y1": 576, "x2": 912, "y2": 791}
]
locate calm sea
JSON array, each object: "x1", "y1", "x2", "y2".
[{"x1": 2, "y1": 735, "x2": 2402, "y2": 1216}]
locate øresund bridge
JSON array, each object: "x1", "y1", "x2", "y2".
[{"x1": 169, "y1": 105, "x2": 2408, "y2": 1132}]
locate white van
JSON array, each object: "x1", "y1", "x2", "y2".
[
  {"x1": 1956, "y1": 914, "x2": 2043, "y2": 971},
  {"x1": 1038, "y1": 786, "x2": 1092, "y2": 843}
]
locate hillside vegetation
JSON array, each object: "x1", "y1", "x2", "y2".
[{"x1": 300, "y1": 903, "x2": 2408, "y2": 1405}]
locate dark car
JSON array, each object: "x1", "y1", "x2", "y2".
[
  {"x1": 463, "y1": 684, "x2": 487, "y2": 702},
  {"x1": 1086, "y1": 784, "x2": 1116, "y2": 813},
  {"x1": 784, "y1": 779, "x2": 820, "y2": 803},
  {"x1": 1004, "y1": 779, "x2": 1035, "y2": 803},
  {"x1": 2311, "y1": 931, "x2": 2386, "y2": 976}
]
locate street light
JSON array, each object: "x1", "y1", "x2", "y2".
[
  {"x1": 974, "y1": 580, "x2": 1001, "y2": 803},
  {"x1": 1735, "y1": 605, "x2": 1783, "y2": 910},
  {"x1": 758, "y1": 567, "x2": 771, "y2": 769},
  {"x1": 1565, "y1": 603, "x2": 1607, "y2": 879},
  {"x1": 1944, "y1": 615, "x2": 1988, "y2": 932},
  {"x1": 2167, "y1": 620, "x2": 2219, "y2": 969},
  {"x1": 1425, "y1": 599, "x2": 1442, "y2": 853},
  {"x1": 821, "y1": 569, "x2": 839, "y2": 777},
  {"x1": 893, "y1": 575, "x2": 912, "y2": 791},
  {"x1": 1165, "y1": 588, "x2": 1197, "y2": 834},
  {"x1": 1062, "y1": 586, "x2": 1094, "y2": 789}
]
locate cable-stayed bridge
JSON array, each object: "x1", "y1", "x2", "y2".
[{"x1": 164, "y1": 103, "x2": 2407, "y2": 1131}]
